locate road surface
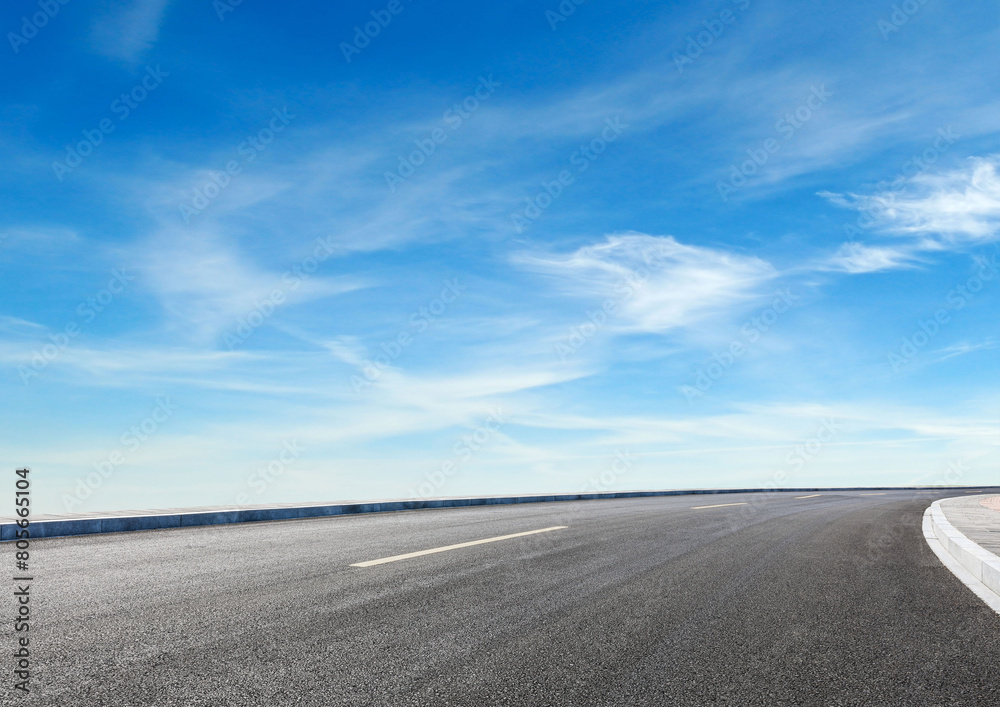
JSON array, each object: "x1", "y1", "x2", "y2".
[{"x1": 16, "y1": 490, "x2": 1000, "y2": 705}]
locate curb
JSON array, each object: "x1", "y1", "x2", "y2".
[
  {"x1": 1, "y1": 485, "x2": 991, "y2": 543},
  {"x1": 923, "y1": 499, "x2": 1000, "y2": 615}
]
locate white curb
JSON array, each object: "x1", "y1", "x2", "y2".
[{"x1": 923, "y1": 500, "x2": 1000, "y2": 615}]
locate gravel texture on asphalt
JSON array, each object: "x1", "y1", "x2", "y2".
[{"x1": 16, "y1": 490, "x2": 1000, "y2": 706}]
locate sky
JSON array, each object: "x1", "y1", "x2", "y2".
[{"x1": 2, "y1": 0, "x2": 999, "y2": 515}]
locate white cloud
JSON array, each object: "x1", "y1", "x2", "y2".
[
  {"x1": 516, "y1": 233, "x2": 776, "y2": 333},
  {"x1": 91, "y1": 0, "x2": 171, "y2": 63},
  {"x1": 823, "y1": 154, "x2": 1000, "y2": 247},
  {"x1": 820, "y1": 242, "x2": 921, "y2": 274},
  {"x1": 0, "y1": 315, "x2": 45, "y2": 333},
  {"x1": 137, "y1": 227, "x2": 366, "y2": 342},
  {"x1": 322, "y1": 337, "x2": 367, "y2": 367},
  {"x1": 931, "y1": 340, "x2": 999, "y2": 363}
]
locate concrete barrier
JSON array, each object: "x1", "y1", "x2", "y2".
[{"x1": 2, "y1": 486, "x2": 994, "y2": 542}]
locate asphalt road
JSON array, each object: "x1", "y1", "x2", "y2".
[{"x1": 14, "y1": 490, "x2": 1000, "y2": 705}]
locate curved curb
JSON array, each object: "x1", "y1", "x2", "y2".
[{"x1": 923, "y1": 500, "x2": 1000, "y2": 615}]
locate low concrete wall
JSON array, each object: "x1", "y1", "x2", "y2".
[
  {"x1": 0, "y1": 486, "x2": 985, "y2": 542},
  {"x1": 928, "y1": 500, "x2": 1000, "y2": 600}
]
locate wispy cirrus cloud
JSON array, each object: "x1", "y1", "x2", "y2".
[
  {"x1": 930, "y1": 339, "x2": 999, "y2": 363},
  {"x1": 515, "y1": 233, "x2": 776, "y2": 333},
  {"x1": 135, "y1": 227, "x2": 367, "y2": 343},
  {"x1": 823, "y1": 154, "x2": 1000, "y2": 248},
  {"x1": 6, "y1": 0, "x2": 1000, "y2": 514},
  {"x1": 90, "y1": 0, "x2": 172, "y2": 63},
  {"x1": 819, "y1": 242, "x2": 922, "y2": 274}
]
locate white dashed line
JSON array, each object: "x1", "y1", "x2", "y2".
[{"x1": 350, "y1": 526, "x2": 568, "y2": 567}]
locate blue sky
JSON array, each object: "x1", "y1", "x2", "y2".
[{"x1": 2, "y1": 0, "x2": 999, "y2": 514}]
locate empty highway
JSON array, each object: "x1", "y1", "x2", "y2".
[{"x1": 17, "y1": 490, "x2": 1000, "y2": 705}]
